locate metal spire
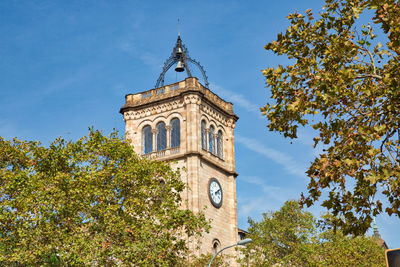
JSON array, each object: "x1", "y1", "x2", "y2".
[
  {"x1": 372, "y1": 218, "x2": 381, "y2": 239},
  {"x1": 177, "y1": 18, "x2": 180, "y2": 37},
  {"x1": 154, "y1": 35, "x2": 209, "y2": 88}
]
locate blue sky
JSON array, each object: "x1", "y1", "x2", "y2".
[{"x1": 1, "y1": 0, "x2": 398, "y2": 248}]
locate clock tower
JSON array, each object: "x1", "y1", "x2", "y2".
[{"x1": 120, "y1": 36, "x2": 239, "y2": 260}]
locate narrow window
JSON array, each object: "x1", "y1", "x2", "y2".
[
  {"x1": 209, "y1": 126, "x2": 215, "y2": 154},
  {"x1": 170, "y1": 118, "x2": 180, "y2": 148},
  {"x1": 217, "y1": 130, "x2": 223, "y2": 158},
  {"x1": 201, "y1": 120, "x2": 207, "y2": 150},
  {"x1": 212, "y1": 239, "x2": 221, "y2": 255},
  {"x1": 156, "y1": 122, "x2": 167, "y2": 151},
  {"x1": 143, "y1": 125, "x2": 153, "y2": 154}
]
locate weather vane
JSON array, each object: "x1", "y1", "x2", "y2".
[{"x1": 155, "y1": 28, "x2": 209, "y2": 88}]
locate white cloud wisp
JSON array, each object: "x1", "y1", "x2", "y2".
[{"x1": 236, "y1": 135, "x2": 306, "y2": 177}]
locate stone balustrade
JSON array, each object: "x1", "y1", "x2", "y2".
[{"x1": 142, "y1": 147, "x2": 181, "y2": 159}]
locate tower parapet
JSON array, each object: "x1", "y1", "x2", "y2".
[{"x1": 121, "y1": 77, "x2": 236, "y2": 117}]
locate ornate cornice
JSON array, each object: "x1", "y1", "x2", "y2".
[
  {"x1": 202, "y1": 102, "x2": 224, "y2": 123},
  {"x1": 120, "y1": 78, "x2": 238, "y2": 120},
  {"x1": 183, "y1": 93, "x2": 202, "y2": 105},
  {"x1": 123, "y1": 99, "x2": 184, "y2": 121}
]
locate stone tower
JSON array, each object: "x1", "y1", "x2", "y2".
[{"x1": 120, "y1": 37, "x2": 239, "y2": 258}]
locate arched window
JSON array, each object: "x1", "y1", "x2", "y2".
[
  {"x1": 170, "y1": 118, "x2": 180, "y2": 148},
  {"x1": 156, "y1": 122, "x2": 167, "y2": 151},
  {"x1": 212, "y1": 239, "x2": 221, "y2": 255},
  {"x1": 209, "y1": 125, "x2": 215, "y2": 154},
  {"x1": 217, "y1": 130, "x2": 223, "y2": 158},
  {"x1": 201, "y1": 120, "x2": 207, "y2": 150},
  {"x1": 142, "y1": 125, "x2": 153, "y2": 154}
]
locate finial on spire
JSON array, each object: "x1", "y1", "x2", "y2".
[
  {"x1": 154, "y1": 35, "x2": 209, "y2": 88},
  {"x1": 372, "y1": 217, "x2": 389, "y2": 249},
  {"x1": 177, "y1": 18, "x2": 180, "y2": 37},
  {"x1": 372, "y1": 218, "x2": 381, "y2": 239}
]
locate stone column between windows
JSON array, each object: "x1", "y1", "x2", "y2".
[
  {"x1": 218, "y1": 132, "x2": 224, "y2": 159},
  {"x1": 204, "y1": 128, "x2": 209, "y2": 150},
  {"x1": 213, "y1": 133, "x2": 218, "y2": 155},
  {"x1": 151, "y1": 129, "x2": 157, "y2": 152},
  {"x1": 207, "y1": 128, "x2": 215, "y2": 154},
  {"x1": 166, "y1": 125, "x2": 172, "y2": 148}
]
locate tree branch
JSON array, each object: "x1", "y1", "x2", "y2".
[
  {"x1": 359, "y1": 46, "x2": 378, "y2": 75},
  {"x1": 355, "y1": 74, "x2": 382, "y2": 79}
]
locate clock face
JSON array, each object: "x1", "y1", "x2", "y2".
[{"x1": 208, "y1": 178, "x2": 223, "y2": 208}]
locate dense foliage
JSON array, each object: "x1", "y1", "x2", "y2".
[
  {"x1": 239, "y1": 201, "x2": 385, "y2": 266},
  {"x1": 261, "y1": 0, "x2": 400, "y2": 234},
  {"x1": 0, "y1": 130, "x2": 208, "y2": 266}
]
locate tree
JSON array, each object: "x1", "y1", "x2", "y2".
[
  {"x1": 261, "y1": 0, "x2": 400, "y2": 235},
  {"x1": 181, "y1": 253, "x2": 231, "y2": 267},
  {"x1": 238, "y1": 201, "x2": 385, "y2": 266},
  {"x1": 0, "y1": 130, "x2": 208, "y2": 266}
]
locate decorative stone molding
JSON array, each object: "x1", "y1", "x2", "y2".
[
  {"x1": 227, "y1": 118, "x2": 236, "y2": 129},
  {"x1": 142, "y1": 147, "x2": 181, "y2": 160},
  {"x1": 200, "y1": 103, "x2": 228, "y2": 126},
  {"x1": 123, "y1": 99, "x2": 184, "y2": 121},
  {"x1": 183, "y1": 94, "x2": 201, "y2": 105}
]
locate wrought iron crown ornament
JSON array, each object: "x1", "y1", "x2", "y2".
[{"x1": 155, "y1": 35, "x2": 209, "y2": 88}]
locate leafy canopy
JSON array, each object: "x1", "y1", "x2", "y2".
[
  {"x1": 261, "y1": 0, "x2": 400, "y2": 235},
  {"x1": 239, "y1": 201, "x2": 385, "y2": 267},
  {"x1": 0, "y1": 130, "x2": 208, "y2": 266}
]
